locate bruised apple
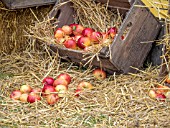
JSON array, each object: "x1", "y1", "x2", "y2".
[
  {"x1": 77, "y1": 81, "x2": 94, "y2": 90},
  {"x1": 46, "y1": 94, "x2": 60, "y2": 105}
]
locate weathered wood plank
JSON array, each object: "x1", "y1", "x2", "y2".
[
  {"x1": 49, "y1": 44, "x2": 121, "y2": 74},
  {"x1": 48, "y1": 0, "x2": 75, "y2": 28},
  {"x1": 1, "y1": 0, "x2": 57, "y2": 9},
  {"x1": 110, "y1": 0, "x2": 161, "y2": 73}
]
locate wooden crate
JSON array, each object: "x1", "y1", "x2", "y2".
[
  {"x1": 1, "y1": 0, "x2": 57, "y2": 9},
  {"x1": 48, "y1": 0, "x2": 161, "y2": 74}
]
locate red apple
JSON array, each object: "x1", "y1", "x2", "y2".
[
  {"x1": 77, "y1": 81, "x2": 94, "y2": 90},
  {"x1": 31, "y1": 88, "x2": 42, "y2": 94},
  {"x1": 148, "y1": 89, "x2": 157, "y2": 99},
  {"x1": 46, "y1": 94, "x2": 60, "y2": 105},
  {"x1": 53, "y1": 78, "x2": 68, "y2": 88},
  {"x1": 55, "y1": 84, "x2": 68, "y2": 97},
  {"x1": 108, "y1": 27, "x2": 117, "y2": 38},
  {"x1": 72, "y1": 24, "x2": 84, "y2": 35},
  {"x1": 69, "y1": 23, "x2": 78, "y2": 30},
  {"x1": 10, "y1": 90, "x2": 22, "y2": 100},
  {"x1": 156, "y1": 93, "x2": 166, "y2": 101},
  {"x1": 42, "y1": 85, "x2": 56, "y2": 96},
  {"x1": 63, "y1": 39, "x2": 77, "y2": 49},
  {"x1": 42, "y1": 76, "x2": 54, "y2": 86},
  {"x1": 57, "y1": 73, "x2": 71, "y2": 85},
  {"x1": 82, "y1": 28, "x2": 94, "y2": 37},
  {"x1": 92, "y1": 68, "x2": 106, "y2": 80},
  {"x1": 20, "y1": 85, "x2": 32, "y2": 93},
  {"x1": 156, "y1": 84, "x2": 169, "y2": 94},
  {"x1": 90, "y1": 31, "x2": 102, "y2": 43},
  {"x1": 19, "y1": 93, "x2": 29, "y2": 102},
  {"x1": 54, "y1": 28, "x2": 65, "y2": 38},
  {"x1": 77, "y1": 36, "x2": 91, "y2": 49},
  {"x1": 74, "y1": 89, "x2": 82, "y2": 97},
  {"x1": 62, "y1": 25, "x2": 72, "y2": 35},
  {"x1": 27, "y1": 92, "x2": 41, "y2": 103}
]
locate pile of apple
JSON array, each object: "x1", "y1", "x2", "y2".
[
  {"x1": 54, "y1": 23, "x2": 118, "y2": 51},
  {"x1": 10, "y1": 68, "x2": 107, "y2": 105},
  {"x1": 148, "y1": 75, "x2": 170, "y2": 101}
]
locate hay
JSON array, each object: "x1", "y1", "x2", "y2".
[
  {"x1": 0, "y1": 1, "x2": 53, "y2": 54},
  {"x1": 0, "y1": 0, "x2": 170, "y2": 127}
]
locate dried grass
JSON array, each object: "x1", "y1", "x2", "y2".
[{"x1": 0, "y1": 0, "x2": 170, "y2": 127}]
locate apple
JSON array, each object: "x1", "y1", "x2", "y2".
[
  {"x1": 92, "y1": 68, "x2": 106, "y2": 80},
  {"x1": 63, "y1": 39, "x2": 77, "y2": 49},
  {"x1": 90, "y1": 31, "x2": 102, "y2": 43},
  {"x1": 72, "y1": 24, "x2": 84, "y2": 35},
  {"x1": 55, "y1": 37, "x2": 65, "y2": 44},
  {"x1": 74, "y1": 34, "x2": 82, "y2": 41},
  {"x1": 42, "y1": 85, "x2": 56, "y2": 96},
  {"x1": 10, "y1": 90, "x2": 22, "y2": 100},
  {"x1": 46, "y1": 94, "x2": 60, "y2": 105},
  {"x1": 62, "y1": 25, "x2": 72, "y2": 35},
  {"x1": 42, "y1": 76, "x2": 54, "y2": 86},
  {"x1": 31, "y1": 88, "x2": 42, "y2": 94},
  {"x1": 148, "y1": 89, "x2": 157, "y2": 99},
  {"x1": 82, "y1": 28, "x2": 94, "y2": 37},
  {"x1": 53, "y1": 78, "x2": 68, "y2": 88},
  {"x1": 27, "y1": 92, "x2": 41, "y2": 103},
  {"x1": 19, "y1": 93, "x2": 29, "y2": 102},
  {"x1": 57, "y1": 73, "x2": 71, "y2": 85},
  {"x1": 108, "y1": 27, "x2": 117, "y2": 38},
  {"x1": 77, "y1": 81, "x2": 94, "y2": 90},
  {"x1": 55, "y1": 84, "x2": 68, "y2": 97},
  {"x1": 156, "y1": 93, "x2": 166, "y2": 101},
  {"x1": 54, "y1": 28, "x2": 65, "y2": 38},
  {"x1": 74, "y1": 89, "x2": 82, "y2": 97},
  {"x1": 156, "y1": 84, "x2": 169, "y2": 94},
  {"x1": 20, "y1": 85, "x2": 32, "y2": 93},
  {"x1": 77, "y1": 36, "x2": 91, "y2": 49}
]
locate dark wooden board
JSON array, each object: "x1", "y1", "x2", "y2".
[
  {"x1": 1, "y1": 0, "x2": 57, "y2": 9},
  {"x1": 110, "y1": 0, "x2": 161, "y2": 74},
  {"x1": 48, "y1": 0, "x2": 75, "y2": 28},
  {"x1": 49, "y1": 44, "x2": 122, "y2": 74}
]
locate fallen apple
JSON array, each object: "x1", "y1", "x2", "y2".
[
  {"x1": 42, "y1": 76, "x2": 54, "y2": 86},
  {"x1": 55, "y1": 84, "x2": 68, "y2": 97},
  {"x1": 46, "y1": 94, "x2": 60, "y2": 105},
  {"x1": 10, "y1": 90, "x2": 22, "y2": 100},
  {"x1": 77, "y1": 36, "x2": 91, "y2": 49},
  {"x1": 77, "y1": 81, "x2": 94, "y2": 90},
  {"x1": 92, "y1": 68, "x2": 106, "y2": 80},
  {"x1": 156, "y1": 93, "x2": 166, "y2": 101},
  {"x1": 20, "y1": 84, "x2": 32, "y2": 93},
  {"x1": 156, "y1": 84, "x2": 169, "y2": 94},
  {"x1": 148, "y1": 89, "x2": 157, "y2": 99},
  {"x1": 74, "y1": 89, "x2": 82, "y2": 97},
  {"x1": 57, "y1": 73, "x2": 71, "y2": 85},
  {"x1": 19, "y1": 93, "x2": 29, "y2": 102},
  {"x1": 53, "y1": 78, "x2": 68, "y2": 88},
  {"x1": 31, "y1": 88, "x2": 42, "y2": 94},
  {"x1": 42, "y1": 85, "x2": 56, "y2": 96},
  {"x1": 63, "y1": 39, "x2": 77, "y2": 49},
  {"x1": 27, "y1": 92, "x2": 41, "y2": 103}
]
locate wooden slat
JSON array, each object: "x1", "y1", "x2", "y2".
[
  {"x1": 1, "y1": 0, "x2": 57, "y2": 9},
  {"x1": 49, "y1": 44, "x2": 121, "y2": 74},
  {"x1": 48, "y1": 0, "x2": 75, "y2": 28},
  {"x1": 110, "y1": 0, "x2": 161, "y2": 73}
]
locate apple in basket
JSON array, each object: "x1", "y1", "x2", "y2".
[
  {"x1": 62, "y1": 25, "x2": 72, "y2": 35},
  {"x1": 63, "y1": 39, "x2": 77, "y2": 50},
  {"x1": 92, "y1": 68, "x2": 106, "y2": 80},
  {"x1": 90, "y1": 31, "x2": 102, "y2": 43},
  {"x1": 77, "y1": 36, "x2": 91, "y2": 49},
  {"x1": 57, "y1": 73, "x2": 72, "y2": 85},
  {"x1": 71, "y1": 24, "x2": 84, "y2": 35},
  {"x1": 107, "y1": 27, "x2": 117, "y2": 38},
  {"x1": 82, "y1": 27, "x2": 94, "y2": 37},
  {"x1": 54, "y1": 28, "x2": 65, "y2": 38},
  {"x1": 20, "y1": 84, "x2": 32, "y2": 93},
  {"x1": 10, "y1": 90, "x2": 22, "y2": 100}
]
